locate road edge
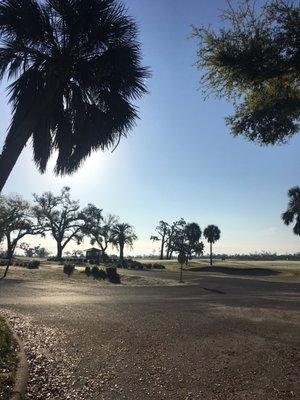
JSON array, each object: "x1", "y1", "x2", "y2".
[{"x1": 6, "y1": 320, "x2": 29, "y2": 400}]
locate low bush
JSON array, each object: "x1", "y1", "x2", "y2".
[
  {"x1": 63, "y1": 263, "x2": 75, "y2": 277},
  {"x1": 121, "y1": 259, "x2": 144, "y2": 270},
  {"x1": 91, "y1": 266, "x2": 107, "y2": 280},
  {"x1": 106, "y1": 267, "x2": 121, "y2": 284},
  {"x1": 27, "y1": 260, "x2": 40, "y2": 269},
  {"x1": 91, "y1": 266, "x2": 100, "y2": 279},
  {"x1": 98, "y1": 269, "x2": 107, "y2": 280},
  {"x1": 152, "y1": 264, "x2": 165, "y2": 269}
]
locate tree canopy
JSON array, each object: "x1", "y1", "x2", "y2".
[
  {"x1": 0, "y1": 0, "x2": 149, "y2": 191},
  {"x1": 204, "y1": 225, "x2": 221, "y2": 266},
  {"x1": 282, "y1": 186, "x2": 300, "y2": 235},
  {"x1": 111, "y1": 222, "x2": 137, "y2": 262},
  {"x1": 193, "y1": 0, "x2": 300, "y2": 145},
  {"x1": 33, "y1": 187, "x2": 84, "y2": 259},
  {"x1": 81, "y1": 204, "x2": 118, "y2": 257}
]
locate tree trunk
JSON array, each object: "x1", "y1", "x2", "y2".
[
  {"x1": 1, "y1": 237, "x2": 13, "y2": 280},
  {"x1": 0, "y1": 130, "x2": 30, "y2": 193},
  {"x1": 56, "y1": 242, "x2": 63, "y2": 260},
  {"x1": 119, "y1": 243, "x2": 124, "y2": 263},
  {"x1": 210, "y1": 242, "x2": 213, "y2": 266},
  {"x1": 6, "y1": 246, "x2": 14, "y2": 260},
  {"x1": 0, "y1": 261, "x2": 11, "y2": 280},
  {"x1": 160, "y1": 239, "x2": 164, "y2": 260}
]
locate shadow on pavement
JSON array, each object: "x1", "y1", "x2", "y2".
[{"x1": 186, "y1": 266, "x2": 281, "y2": 276}]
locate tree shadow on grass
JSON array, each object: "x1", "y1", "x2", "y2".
[{"x1": 186, "y1": 266, "x2": 281, "y2": 277}]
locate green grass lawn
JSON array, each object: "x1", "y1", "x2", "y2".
[
  {"x1": 137, "y1": 258, "x2": 300, "y2": 282},
  {"x1": 0, "y1": 317, "x2": 17, "y2": 399}
]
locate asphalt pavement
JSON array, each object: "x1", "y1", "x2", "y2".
[{"x1": 0, "y1": 270, "x2": 299, "y2": 399}]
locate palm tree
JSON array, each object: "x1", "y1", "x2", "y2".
[
  {"x1": 203, "y1": 225, "x2": 221, "y2": 266},
  {"x1": 0, "y1": 0, "x2": 149, "y2": 192},
  {"x1": 111, "y1": 223, "x2": 137, "y2": 263},
  {"x1": 282, "y1": 187, "x2": 300, "y2": 236}
]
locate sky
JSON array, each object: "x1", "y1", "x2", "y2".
[{"x1": 0, "y1": 0, "x2": 299, "y2": 256}]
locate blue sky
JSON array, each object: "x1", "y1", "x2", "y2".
[{"x1": 0, "y1": 0, "x2": 299, "y2": 256}]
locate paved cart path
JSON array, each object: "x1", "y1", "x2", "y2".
[{"x1": 0, "y1": 272, "x2": 299, "y2": 399}]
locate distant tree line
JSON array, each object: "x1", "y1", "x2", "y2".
[
  {"x1": 151, "y1": 220, "x2": 221, "y2": 265},
  {"x1": 0, "y1": 187, "x2": 137, "y2": 278},
  {"x1": 226, "y1": 252, "x2": 300, "y2": 262}
]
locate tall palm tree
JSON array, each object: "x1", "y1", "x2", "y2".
[
  {"x1": 203, "y1": 225, "x2": 221, "y2": 266},
  {"x1": 282, "y1": 187, "x2": 300, "y2": 236},
  {"x1": 111, "y1": 222, "x2": 137, "y2": 263},
  {"x1": 0, "y1": 0, "x2": 149, "y2": 192}
]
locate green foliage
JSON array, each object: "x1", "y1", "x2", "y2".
[
  {"x1": 152, "y1": 263, "x2": 166, "y2": 269},
  {"x1": 63, "y1": 263, "x2": 75, "y2": 277},
  {"x1": 0, "y1": 321, "x2": 11, "y2": 363},
  {"x1": 203, "y1": 225, "x2": 221, "y2": 244},
  {"x1": 20, "y1": 242, "x2": 49, "y2": 258},
  {"x1": 91, "y1": 265, "x2": 107, "y2": 280},
  {"x1": 0, "y1": 0, "x2": 149, "y2": 179},
  {"x1": 81, "y1": 204, "x2": 118, "y2": 257},
  {"x1": 111, "y1": 223, "x2": 137, "y2": 261},
  {"x1": 98, "y1": 269, "x2": 107, "y2": 280},
  {"x1": 106, "y1": 267, "x2": 121, "y2": 284},
  {"x1": 0, "y1": 317, "x2": 17, "y2": 398},
  {"x1": 193, "y1": 0, "x2": 300, "y2": 144},
  {"x1": 91, "y1": 266, "x2": 100, "y2": 279},
  {"x1": 33, "y1": 187, "x2": 84, "y2": 259},
  {"x1": 0, "y1": 195, "x2": 41, "y2": 261},
  {"x1": 27, "y1": 260, "x2": 40, "y2": 269},
  {"x1": 178, "y1": 253, "x2": 187, "y2": 265},
  {"x1": 282, "y1": 186, "x2": 300, "y2": 235},
  {"x1": 204, "y1": 225, "x2": 221, "y2": 266}
]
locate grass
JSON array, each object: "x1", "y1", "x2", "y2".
[
  {"x1": 0, "y1": 317, "x2": 17, "y2": 399},
  {"x1": 137, "y1": 258, "x2": 300, "y2": 282},
  {"x1": 0, "y1": 263, "x2": 178, "y2": 287},
  {"x1": 2, "y1": 258, "x2": 300, "y2": 284}
]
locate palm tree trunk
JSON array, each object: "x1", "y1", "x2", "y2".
[
  {"x1": 0, "y1": 131, "x2": 30, "y2": 193},
  {"x1": 210, "y1": 242, "x2": 212, "y2": 266},
  {"x1": 120, "y1": 244, "x2": 124, "y2": 263}
]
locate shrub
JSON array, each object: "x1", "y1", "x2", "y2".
[
  {"x1": 63, "y1": 263, "x2": 75, "y2": 277},
  {"x1": 85, "y1": 266, "x2": 91, "y2": 277},
  {"x1": 106, "y1": 267, "x2": 121, "y2": 284},
  {"x1": 152, "y1": 263, "x2": 165, "y2": 269},
  {"x1": 121, "y1": 259, "x2": 144, "y2": 270},
  {"x1": 145, "y1": 263, "x2": 153, "y2": 269},
  {"x1": 27, "y1": 260, "x2": 40, "y2": 269},
  {"x1": 91, "y1": 266, "x2": 100, "y2": 279},
  {"x1": 98, "y1": 269, "x2": 107, "y2": 280}
]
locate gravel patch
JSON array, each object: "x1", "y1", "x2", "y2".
[{"x1": 0, "y1": 310, "x2": 88, "y2": 399}]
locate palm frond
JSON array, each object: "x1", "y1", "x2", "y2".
[{"x1": 0, "y1": 0, "x2": 149, "y2": 176}]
